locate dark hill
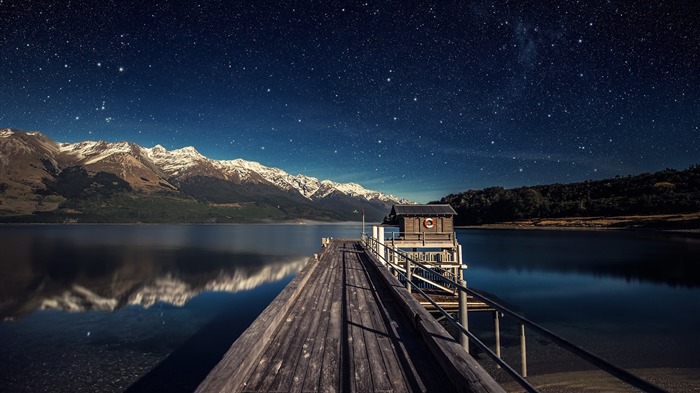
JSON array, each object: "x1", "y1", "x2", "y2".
[{"x1": 439, "y1": 166, "x2": 700, "y2": 226}]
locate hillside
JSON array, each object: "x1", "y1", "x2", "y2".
[
  {"x1": 439, "y1": 166, "x2": 700, "y2": 229},
  {"x1": 0, "y1": 129, "x2": 407, "y2": 223}
]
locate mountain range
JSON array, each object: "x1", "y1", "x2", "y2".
[{"x1": 0, "y1": 128, "x2": 408, "y2": 222}]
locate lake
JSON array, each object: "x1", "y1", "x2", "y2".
[{"x1": 1, "y1": 224, "x2": 698, "y2": 392}]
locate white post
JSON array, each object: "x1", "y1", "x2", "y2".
[
  {"x1": 459, "y1": 279, "x2": 469, "y2": 352},
  {"x1": 521, "y1": 324, "x2": 528, "y2": 377},
  {"x1": 378, "y1": 226, "x2": 385, "y2": 262},
  {"x1": 372, "y1": 226, "x2": 378, "y2": 254},
  {"x1": 362, "y1": 209, "x2": 365, "y2": 237},
  {"x1": 495, "y1": 311, "x2": 501, "y2": 368},
  {"x1": 457, "y1": 244, "x2": 465, "y2": 281}
]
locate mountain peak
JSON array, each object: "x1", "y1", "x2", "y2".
[{"x1": 173, "y1": 146, "x2": 202, "y2": 157}]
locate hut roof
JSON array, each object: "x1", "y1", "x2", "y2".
[{"x1": 390, "y1": 204, "x2": 457, "y2": 217}]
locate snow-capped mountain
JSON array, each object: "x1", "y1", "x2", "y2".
[
  {"x1": 145, "y1": 144, "x2": 402, "y2": 203},
  {"x1": 0, "y1": 128, "x2": 408, "y2": 222}
]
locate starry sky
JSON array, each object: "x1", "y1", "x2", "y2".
[{"x1": 1, "y1": 1, "x2": 698, "y2": 202}]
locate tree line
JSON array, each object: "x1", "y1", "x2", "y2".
[{"x1": 439, "y1": 166, "x2": 700, "y2": 225}]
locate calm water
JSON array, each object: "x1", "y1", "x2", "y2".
[
  {"x1": 455, "y1": 229, "x2": 700, "y2": 379},
  {"x1": 0, "y1": 225, "x2": 698, "y2": 392}
]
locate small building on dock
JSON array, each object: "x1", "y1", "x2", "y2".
[
  {"x1": 384, "y1": 204, "x2": 461, "y2": 265},
  {"x1": 391, "y1": 204, "x2": 457, "y2": 234},
  {"x1": 389, "y1": 204, "x2": 458, "y2": 247}
]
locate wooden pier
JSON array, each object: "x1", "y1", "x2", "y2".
[{"x1": 196, "y1": 240, "x2": 504, "y2": 393}]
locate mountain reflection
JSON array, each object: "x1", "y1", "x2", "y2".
[{"x1": 1, "y1": 239, "x2": 307, "y2": 320}]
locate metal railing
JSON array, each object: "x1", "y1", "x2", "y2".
[
  {"x1": 361, "y1": 234, "x2": 669, "y2": 393},
  {"x1": 387, "y1": 231, "x2": 458, "y2": 246}
]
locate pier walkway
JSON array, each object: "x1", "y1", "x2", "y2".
[{"x1": 196, "y1": 240, "x2": 503, "y2": 393}]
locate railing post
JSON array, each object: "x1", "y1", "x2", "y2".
[
  {"x1": 406, "y1": 258, "x2": 412, "y2": 292},
  {"x1": 372, "y1": 226, "x2": 378, "y2": 254},
  {"x1": 520, "y1": 324, "x2": 528, "y2": 378},
  {"x1": 494, "y1": 311, "x2": 501, "y2": 368},
  {"x1": 459, "y1": 279, "x2": 469, "y2": 352},
  {"x1": 378, "y1": 226, "x2": 385, "y2": 260}
]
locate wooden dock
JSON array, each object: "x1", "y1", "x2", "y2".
[{"x1": 196, "y1": 240, "x2": 504, "y2": 393}]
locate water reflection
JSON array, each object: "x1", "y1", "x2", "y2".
[
  {"x1": 0, "y1": 226, "x2": 309, "y2": 320},
  {"x1": 458, "y1": 229, "x2": 700, "y2": 287}
]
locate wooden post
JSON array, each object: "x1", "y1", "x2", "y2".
[
  {"x1": 494, "y1": 311, "x2": 501, "y2": 368},
  {"x1": 459, "y1": 279, "x2": 469, "y2": 352},
  {"x1": 520, "y1": 324, "x2": 527, "y2": 378}
]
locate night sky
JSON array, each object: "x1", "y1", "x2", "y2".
[{"x1": 1, "y1": 1, "x2": 698, "y2": 202}]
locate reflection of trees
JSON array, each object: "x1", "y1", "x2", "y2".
[
  {"x1": 1, "y1": 241, "x2": 308, "y2": 320},
  {"x1": 465, "y1": 232, "x2": 700, "y2": 288}
]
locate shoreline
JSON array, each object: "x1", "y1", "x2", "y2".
[{"x1": 456, "y1": 212, "x2": 700, "y2": 233}]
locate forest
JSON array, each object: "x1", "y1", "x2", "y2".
[{"x1": 438, "y1": 166, "x2": 700, "y2": 226}]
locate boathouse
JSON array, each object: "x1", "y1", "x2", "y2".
[
  {"x1": 390, "y1": 203, "x2": 457, "y2": 237},
  {"x1": 387, "y1": 204, "x2": 458, "y2": 248}
]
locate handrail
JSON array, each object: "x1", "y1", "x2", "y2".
[
  {"x1": 362, "y1": 235, "x2": 538, "y2": 393},
  {"x1": 362, "y1": 234, "x2": 669, "y2": 393},
  {"x1": 387, "y1": 231, "x2": 458, "y2": 246},
  {"x1": 391, "y1": 252, "x2": 461, "y2": 284}
]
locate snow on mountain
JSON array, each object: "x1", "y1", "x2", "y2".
[
  {"x1": 143, "y1": 144, "x2": 209, "y2": 176},
  {"x1": 137, "y1": 141, "x2": 404, "y2": 203},
  {"x1": 59, "y1": 140, "x2": 143, "y2": 165}
]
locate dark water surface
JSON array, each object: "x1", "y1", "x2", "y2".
[
  {"x1": 455, "y1": 229, "x2": 700, "y2": 381},
  {"x1": 0, "y1": 225, "x2": 698, "y2": 392}
]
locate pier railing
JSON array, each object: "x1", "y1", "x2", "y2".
[
  {"x1": 362, "y1": 234, "x2": 668, "y2": 393},
  {"x1": 386, "y1": 231, "x2": 458, "y2": 246}
]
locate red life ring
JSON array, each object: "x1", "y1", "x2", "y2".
[{"x1": 423, "y1": 218, "x2": 435, "y2": 228}]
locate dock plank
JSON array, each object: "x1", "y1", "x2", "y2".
[
  {"x1": 346, "y1": 245, "x2": 399, "y2": 392},
  {"x1": 354, "y1": 244, "x2": 422, "y2": 392},
  {"x1": 249, "y1": 248, "x2": 334, "y2": 391},
  {"x1": 301, "y1": 246, "x2": 341, "y2": 392}
]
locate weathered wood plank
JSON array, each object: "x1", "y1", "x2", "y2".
[
  {"x1": 318, "y1": 252, "x2": 342, "y2": 392},
  {"x1": 196, "y1": 251, "x2": 323, "y2": 393},
  {"x1": 277, "y1": 245, "x2": 338, "y2": 392},
  {"x1": 242, "y1": 257, "x2": 325, "y2": 390},
  {"x1": 354, "y1": 245, "x2": 423, "y2": 392},
  {"x1": 347, "y1": 244, "x2": 397, "y2": 392},
  {"x1": 250, "y1": 246, "x2": 336, "y2": 392},
  {"x1": 300, "y1": 246, "x2": 342, "y2": 392},
  {"x1": 344, "y1": 248, "x2": 373, "y2": 392}
]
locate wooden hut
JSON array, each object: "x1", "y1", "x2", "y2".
[{"x1": 389, "y1": 204, "x2": 457, "y2": 245}]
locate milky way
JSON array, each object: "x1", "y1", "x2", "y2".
[{"x1": 1, "y1": 1, "x2": 698, "y2": 202}]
